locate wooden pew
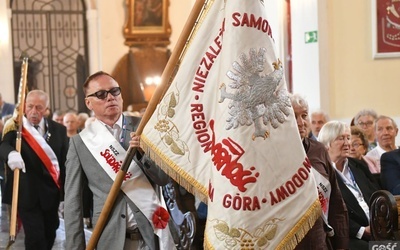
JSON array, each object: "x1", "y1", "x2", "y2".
[{"x1": 369, "y1": 190, "x2": 400, "y2": 240}]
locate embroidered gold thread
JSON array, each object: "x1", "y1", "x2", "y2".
[
  {"x1": 202, "y1": 199, "x2": 321, "y2": 249},
  {"x1": 153, "y1": 90, "x2": 190, "y2": 159},
  {"x1": 208, "y1": 217, "x2": 283, "y2": 249}
]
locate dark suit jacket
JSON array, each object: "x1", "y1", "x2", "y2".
[
  {"x1": 0, "y1": 118, "x2": 68, "y2": 210},
  {"x1": 1, "y1": 102, "x2": 15, "y2": 118},
  {"x1": 335, "y1": 158, "x2": 379, "y2": 242},
  {"x1": 381, "y1": 148, "x2": 400, "y2": 194}
]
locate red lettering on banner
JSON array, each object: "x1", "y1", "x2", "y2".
[
  {"x1": 209, "y1": 181, "x2": 214, "y2": 202},
  {"x1": 269, "y1": 165, "x2": 311, "y2": 206},
  {"x1": 190, "y1": 104, "x2": 213, "y2": 152},
  {"x1": 232, "y1": 12, "x2": 273, "y2": 39},
  {"x1": 189, "y1": 18, "x2": 260, "y2": 192},
  {"x1": 192, "y1": 20, "x2": 225, "y2": 93},
  {"x1": 222, "y1": 194, "x2": 263, "y2": 211},
  {"x1": 190, "y1": 103, "x2": 203, "y2": 113},
  {"x1": 209, "y1": 120, "x2": 259, "y2": 192},
  {"x1": 100, "y1": 148, "x2": 132, "y2": 181},
  {"x1": 205, "y1": 52, "x2": 216, "y2": 65},
  {"x1": 189, "y1": 109, "x2": 260, "y2": 192},
  {"x1": 303, "y1": 158, "x2": 312, "y2": 170},
  {"x1": 208, "y1": 120, "x2": 259, "y2": 192}
]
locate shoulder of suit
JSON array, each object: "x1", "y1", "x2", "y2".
[
  {"x1": 382, "y1": 148, "x2": 400, "y2": 157},
  {"x1": 307, "y1": 137, "x2": 327, "y2": 152},
  {"x1": 47, "y1": 119, "x2": 67, "y2": 131},
  {"x1": 347, "y1": 157, "x2": 360, "y2": 165},
  {"x1": 4, "y1": 102, "x2": 15, "y2": 109},
  {"x1": 308, "y1": 137, "x2": 324, "y2": 147},
  {"x1": 348, "y1": 157, "x2": 370, "y2": 171},
  {"x1": 124, "y1": 115, "x2": 141, "y2": 126}
]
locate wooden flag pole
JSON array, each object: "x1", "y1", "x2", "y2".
[
  {"x1": 6, "y1": 55, "x2": 29, "y2": 250},
  {"x1": 86, "y1": 1, "x2": 206, "y2": 249}
]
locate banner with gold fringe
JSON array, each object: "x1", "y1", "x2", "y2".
[{"x1": 141, "y1": 0, "x2": 320, "y2": 249}]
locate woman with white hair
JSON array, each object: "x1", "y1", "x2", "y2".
[{"x1": 318, "y1": 121, "x2": 380, "y2": 249}]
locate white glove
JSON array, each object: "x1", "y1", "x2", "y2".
[
  {"x1": 7, "y1": 151, "x2": 26, "y2": 173},
  {"x1": 58, "y1": 201, "x2": 64, "y2": 218}
]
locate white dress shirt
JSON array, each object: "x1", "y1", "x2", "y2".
[{"x1": 99, "y1": 115, "x2": 137, "y2": 229}]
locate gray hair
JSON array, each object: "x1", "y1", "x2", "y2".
[
  {"x1": 318, "y1": 121, "x2": 350, "y2": 149},
  {"x1": 77, "y1": 112, "x2": 89, "y2": 120},
  {"x1": 375, "y1": 115, "x2": 398, "y2": 130},
  {"x1": 27, "y1": 89, "x2": 50, "y2": 108},
  {"x1": 289, "y1": 93, "x2": 309, "y2": 112},
  {"x1": 310, "y1": 109, "x2": 330, "y2": 122},
  {"x1": 354, "y1": 109, "x2": 378, "y2": 125}
]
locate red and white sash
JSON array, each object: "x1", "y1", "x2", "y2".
[
  {"x1": 22, "y1": 117, "x2": 60, "y2": 188},
  {"x1": 80, "y1": 119, "x2": 175, "y2": 249},
  {"x1": 311, "y1": 167, "x2": 333, "y2": 236}
]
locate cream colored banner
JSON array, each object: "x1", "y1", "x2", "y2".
[{"x1": 142, "y1": 0, "x2": 320, "y2": 249}]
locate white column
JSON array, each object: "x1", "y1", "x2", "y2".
[
  {"x1": 291, "y1": 0, "x2": 321, "y2": 112},
  {"x1": 87, "y1": 9, "x2": 101, "y2": 73},
  {"x1": 0, "y1": 2, "x2": 15, "y2": 103}
]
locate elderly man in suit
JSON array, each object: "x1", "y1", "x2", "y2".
[
  {"x1": 64, "y1": 71, "x2": 175, "y2": 250},
  {"x1": 0, "y1": 92, "x2": 15, "y2": 119},
  {"x1": 0, "y1": 90, "x2": 68, "y2": 250},
  {"x1": 290, "y1": 94, "x2": 349, "y2": 250}
]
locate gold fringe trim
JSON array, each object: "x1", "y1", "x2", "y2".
[
  {"x1": 202, "y1": 199, "x2": 321, "y2": 250},
  {"x1": 203, "y1": 230, "x2": 214, "y2": 250},
  {"x1": 141, "y1": 135, "x2": 208, "y2": 203},
  {"x1": 276, "y1": 199, "x2": 321, "y2": 250},
  {"x1": 2, "y1": 116, "x2": 17, "y2": 139},
  {"x1": 139, "y1": 0, "x2": 217, "y2": 203}
]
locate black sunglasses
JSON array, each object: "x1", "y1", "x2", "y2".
[{"x1": 86, "y1": 87, "x2": 121, "y2": 99}]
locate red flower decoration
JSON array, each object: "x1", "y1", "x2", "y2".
[{"x1": 152, "y1": 207, "x2": 170, "y2": 229}]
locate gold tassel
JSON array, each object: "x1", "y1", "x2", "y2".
[{"x1": 2, "y1": 116, "x2": 17, "y2": 139}]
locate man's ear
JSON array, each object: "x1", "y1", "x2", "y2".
[{"x1": 85, "y1": 98, "x2": 92, "y2": 110}]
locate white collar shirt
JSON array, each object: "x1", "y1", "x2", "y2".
[
  {"x1": 332, "y1": 158, "x2": 370, "y2": 239},
  {"x1": 98, "y1": 114, "x2": 137, "y2": 229}
]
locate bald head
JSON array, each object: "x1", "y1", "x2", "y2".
[{"x1": 63, "y1": 112, "x2": 79, "y2": 137}]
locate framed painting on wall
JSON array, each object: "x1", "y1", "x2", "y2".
[
  {"x1": 124, "y1": 0, "x2": 172, "y2": 46},
  {"x1": 372, "y1": 0, "x2": 400, "y2": 58}
]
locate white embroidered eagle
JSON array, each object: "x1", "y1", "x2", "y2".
[{"x1": 219, "y1": 48, "x2": 291, "y2": 140}]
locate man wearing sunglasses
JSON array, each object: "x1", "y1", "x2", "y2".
[{"x1": 64, "y1": 71, "x2": 174, "y2": 250}]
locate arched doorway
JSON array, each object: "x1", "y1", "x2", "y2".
[{"x1": 10, "y1": 0, "x2": 89, "y2": 113}]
